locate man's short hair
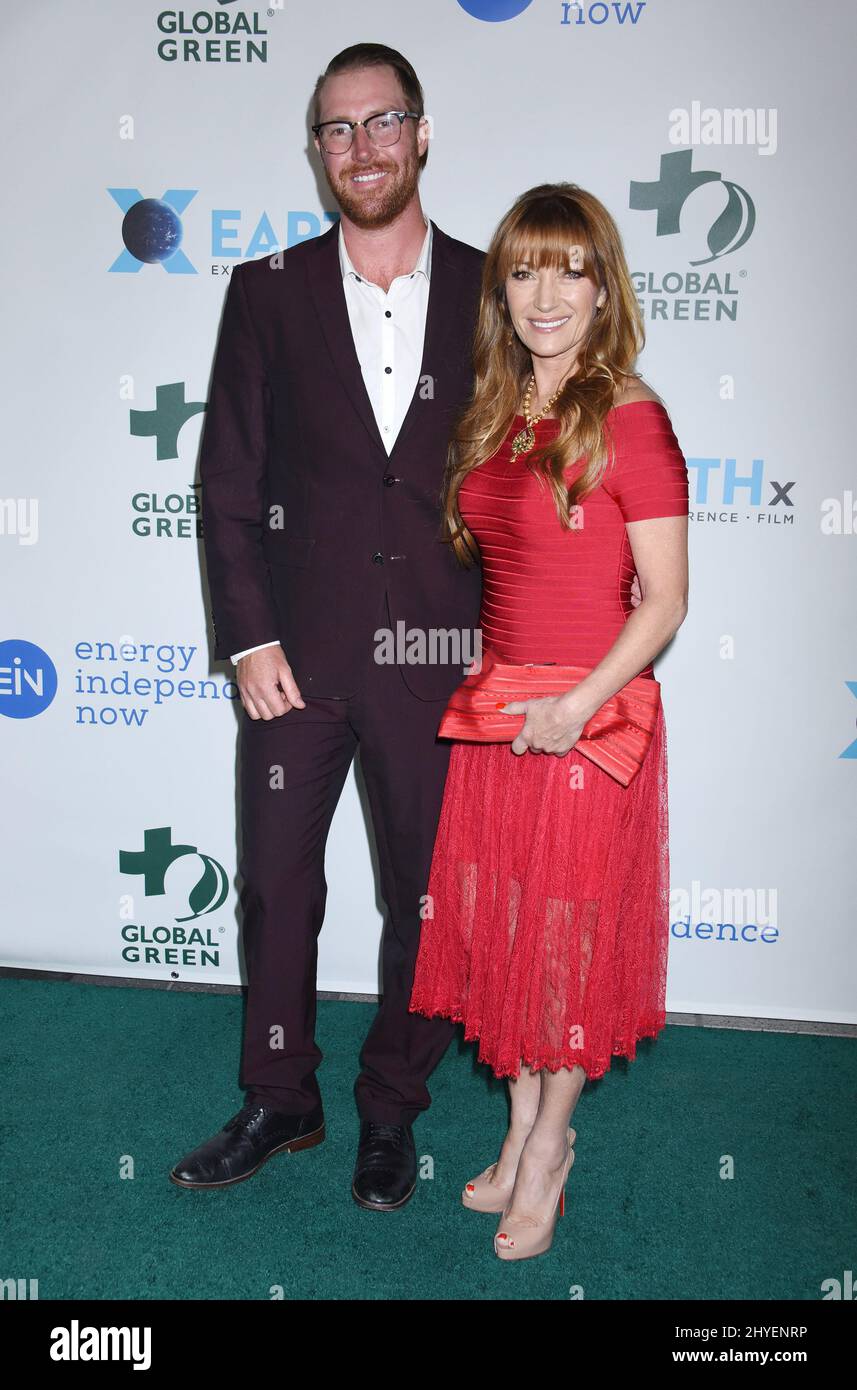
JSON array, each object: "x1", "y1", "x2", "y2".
[{"x1": 313, "y1": 43, "x2": 428, "y2": 170}]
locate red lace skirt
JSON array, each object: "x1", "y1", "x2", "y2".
[{"x1": 409, "y1": 705, "x2": 670, "y2": 1080}]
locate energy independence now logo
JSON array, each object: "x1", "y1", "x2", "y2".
[
  {"x1": 631, "y1": 149, "x2": 755, "y2": 266},
  {"x1": 457, "y1": 0, "x2": 646, "y2": 22},
  {"x1": 118, "y1": 827, "x2": 229, "y2": 970},
  {"x1": 74, "y1": 638, "x2": 238, "y2": 726},
  {"x1": 0, "y1": 640, "x2": 57, "y2": 718},
  {"x1": 456, "y1": 0, "x2": 535, "y2": 19}
]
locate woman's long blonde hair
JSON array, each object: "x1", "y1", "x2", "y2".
[{"x1": 442, "y1": 183, "x2": 645, "y2": 566}]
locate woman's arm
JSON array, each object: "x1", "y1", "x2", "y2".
[
  {"x1": 566, "y1": 513, "x2": 688, "y2": 724},
  {"x1": 505, "y1": 517, "x2": 687, "y2": 755},
  {"x1": 504, "y1": 377, "x2": 689, "y2": 756}
]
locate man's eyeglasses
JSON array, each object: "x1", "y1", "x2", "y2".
[{"x1": 312, "y1": 110, "x2": 421, "y2": 156}]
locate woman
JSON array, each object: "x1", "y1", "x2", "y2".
[{"x1": 409, "y1": 183, "x2": 689, "y2": 1260}]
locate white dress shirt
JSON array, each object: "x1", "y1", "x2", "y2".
[{"x1": 230, "y1": 216, "x2": 433, "y2": 664}]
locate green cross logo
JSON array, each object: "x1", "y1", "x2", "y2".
[
  {"x1": 119, "y1": 826, "x2": 228, "y2": 922},
  {"x1": 630, "y1": 150, "x2": 755, "y2": 265},
  {"x1": 129, "y1": 382, "x2": 206, "y2": 460}
]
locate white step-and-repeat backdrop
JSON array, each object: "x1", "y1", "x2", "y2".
[{"x1": 3, "y1": 0, "x2": 854, "y2": 1021}]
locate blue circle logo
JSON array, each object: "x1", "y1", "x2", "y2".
[
  {"x1": 0, "y1": 640, "x2": 58, "y2": 718},
  {"x1": 457, "y1": 0, "x2": 534, "y2": 19},
  {"x1": 121, "y1": 198, "x2": 184, "y2": 265}
]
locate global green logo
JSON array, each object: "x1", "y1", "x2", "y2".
[
  {"x1": 156, "y1": 4, "x2": 269, "y2": 63},
  {"x1": 130, "y1": 383, "x2": 206, "y2": 460},
  {"x1": 119, "y1": 826, "x2": 228, "y2": 921},
  {"x1": 630, "y1": 150, "x2": 755, "y2": 265},
  {"x1": 128, "y1": 381, "x2": 207, "y2": 540}
]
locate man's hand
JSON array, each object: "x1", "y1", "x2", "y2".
[
  {"x1": 630, "y1": 572, "x2": 643, "y2": 608},
  {"x1": 236, "y1": 644, "x2": 306, "y2": 720}
]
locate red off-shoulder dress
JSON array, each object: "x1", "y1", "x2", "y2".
[{"x1": 409, "y1": 400, "x2": 689, "y2": 1080}]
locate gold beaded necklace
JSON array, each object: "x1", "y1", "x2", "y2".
[{"x1": 509, "y1": 375, "x2": 564, "y2": 460}]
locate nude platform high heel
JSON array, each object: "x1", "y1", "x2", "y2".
[
  {"x1": 463, "y1": 1127, "x2": 575, "y2": 1216},
  {"x1": 493, "y1": 1128, "x2": 575, "y2": 1261},
  {"x1": 461, "y1": 1161, "x2": 515, "y2": 1214}
]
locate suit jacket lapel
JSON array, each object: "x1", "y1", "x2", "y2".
[
  {"x1": 390, "y1": 220, "x2": 464, "y2": 461},
  {"x1": 306, "y1": 218, "x2": 466, "y2": 464},
  {"x1": 306, "y1": 221, "x2": 386, "y2": 457}
]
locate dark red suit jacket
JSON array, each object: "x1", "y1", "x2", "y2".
[{"x1": 199, "y1": 219, "x2": 484, "y2": 700}]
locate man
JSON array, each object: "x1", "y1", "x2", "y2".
[{"x1": 169, "y1": 43, "x2": 484, "y2": 1209}]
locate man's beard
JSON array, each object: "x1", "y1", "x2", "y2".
[{"x1": 326, "y1": 145, "x2": 420, "y2": 228}]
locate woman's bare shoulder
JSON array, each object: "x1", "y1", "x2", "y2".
[{"x1": 612, "y1": 375, "x2": 665, "y2": 409}]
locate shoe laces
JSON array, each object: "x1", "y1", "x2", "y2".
[
  {"x1": 224, "y1": 1103, "x2": 266, "y2": 1133},
  {"x1": 363, "y1": 1121, "x2": 407, "y2": 1151}
]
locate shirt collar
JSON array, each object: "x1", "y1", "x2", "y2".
[{"x1": 338, "y1": 216, "x2": 432, "y2": 285}]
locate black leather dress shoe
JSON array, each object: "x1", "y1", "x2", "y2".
[
  {"x1": 170, "y1": 1101, "x2": 324, "y2": 1189},
  {"x1": 351, "y1": 1120, "x2": 416, "y2": 1210}
]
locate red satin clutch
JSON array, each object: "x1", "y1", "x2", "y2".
[{"x1": 436, "y1": 648, "x2": 661, "y2": 787}]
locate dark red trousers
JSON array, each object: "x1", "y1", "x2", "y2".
[{"x1": 236, "y1": 596, "x2": 458, "y2": 1126}]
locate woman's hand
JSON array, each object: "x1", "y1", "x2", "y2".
[{"x1": 501, "y1": 691, "x2": 591, "y2": 756}]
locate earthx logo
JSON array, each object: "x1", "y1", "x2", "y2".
[
  {"x1": 107, "y1": 187, "x2": 338, "y2": 274},
  {"x1": 841, "y1": 684, "x2": 857, "y2": 761},
  {"x1": 686, "y1": 456, "x2": 796, "y2": 527},
  {"x1": 108, "y1": 189, "x2": 198, "y2": 273}
]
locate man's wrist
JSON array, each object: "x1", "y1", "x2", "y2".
[{"x1": 230, "y1": 640, "x2": 280, "y2": 664}]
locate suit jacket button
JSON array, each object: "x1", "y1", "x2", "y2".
[
  {"x1": 371, "y1": 551, "x2": 384, "y2": 564},
  {"x1": 382, "y1": 474, "x2": 399, "y2": 486}
]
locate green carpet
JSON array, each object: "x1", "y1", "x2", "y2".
[{"x1": 2, "y1": 978, "x2": 854, "y2": 1300}]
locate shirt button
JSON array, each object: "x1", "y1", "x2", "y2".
[
  {"x1": 384, "y1": 366, "x2": 392, "y2": 374},
  {"x1": 371, "y1": 551, "x2": 384, "y2": 564},
  {"x1": 385, "y1": 310, "x2": 392, "y2": 318}
]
